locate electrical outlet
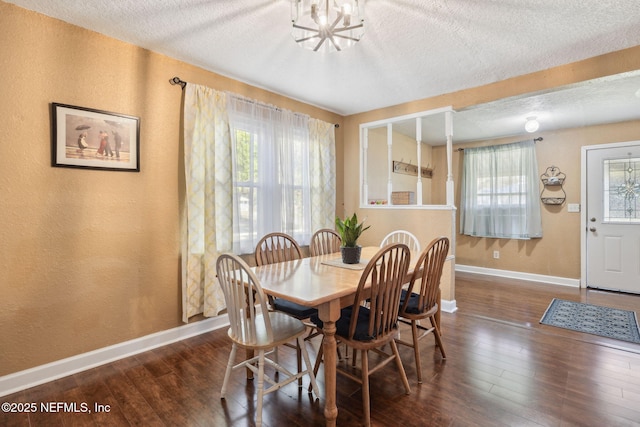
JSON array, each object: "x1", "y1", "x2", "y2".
[{"x1": 493, "y1": 250, "x2": 500, "y2": 259}]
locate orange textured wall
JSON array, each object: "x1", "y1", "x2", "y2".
[{"x1": 0, "y1": 1, "x2": 342, "y2": 376}]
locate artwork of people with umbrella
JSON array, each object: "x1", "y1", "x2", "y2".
[
  {"x1": 76, "y1": 125, "x2": 89, "y2": 155},
  {"x1": 53, "y1": 103, "x2": 139, "y2": 171}
]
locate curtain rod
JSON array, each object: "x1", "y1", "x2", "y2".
[
  {"x1": 169, "y1": 76, "x2": 186, "y2": 89},
  {"x1": 457, "y1": 137, "x2": 543, "y2": 151},
  {"x1": 169, "y1": 76, "x2": 339, "y2": 128}
]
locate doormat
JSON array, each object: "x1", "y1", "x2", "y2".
[{"x1": 540, "y1": 298, "x2": 640, "y2": 344}]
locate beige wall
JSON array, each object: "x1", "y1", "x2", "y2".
[
  {"x1": 452, "y1": 120, "x2": 640, "y2": 278},
  {"x1": 343, "y1": 46, "x2": 640, "y2": 280},
  {"x1": 0, "y1": 2, "x2": 342, "y2": 376},
  {"x1": 366, "y1": 127, "x2": 433, "y2": 204}
]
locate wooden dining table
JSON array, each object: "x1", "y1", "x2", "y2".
[{"x1": 251, "y1": 245, "x2": 424, "y2": 427}]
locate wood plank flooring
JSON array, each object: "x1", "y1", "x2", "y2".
[{"x1": 3, "y1": 272, "x2": 640, "y2": 426}]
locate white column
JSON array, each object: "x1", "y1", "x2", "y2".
[
  {"x1": 387, "y1": 123, "x2": 393, "y2": 203},
  {"x1": 445, "y1": 111, "x2": 454, "y2": 206},
  {"x1": 362, "y1": 127, "x2": 368, "y2": 205},
  {"x1": 416, "y1": 118, "x2": 423, "y2": 205}
]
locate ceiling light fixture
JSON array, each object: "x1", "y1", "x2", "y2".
[
  {"x1": 291, "y1": 0, "x2": 365, "y2": 53},
  {"x1": 525, "y1": 116, "x2": 540, "y2": 133}
]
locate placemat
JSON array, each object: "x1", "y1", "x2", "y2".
[{"x1": 321, "y1": 258, "x2": 369, "y2": 270}]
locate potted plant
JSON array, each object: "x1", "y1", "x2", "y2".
[{"x1": 335, "y1": 213, "x2": 370, "y2": 264}]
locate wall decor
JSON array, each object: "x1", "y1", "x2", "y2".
[
  {"x1": 392, "y1": 160, "x2": 433, "y2": 179},
  {"x1": 540, "y1": 165, "x2": 566, "y2": 205},
  {"x1": 52, "y1": 103, "x2": 140, "y2": 172}
]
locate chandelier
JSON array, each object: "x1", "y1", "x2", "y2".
[{"x1": 290, "y1": 0, "x2": 365, "y2": 53}]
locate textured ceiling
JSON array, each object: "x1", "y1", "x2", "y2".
[{"x1": 7, "y1": 0, "x2": 640, "y2": 141}]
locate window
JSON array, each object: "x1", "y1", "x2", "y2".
[
  {"x1": 603, "y1": 157, "x2": 640, "y2": 223},
  {"x1": 227, "y1": 97, "x2": 311, "y2": 253},
  {"x1": 460, "y1": 140, "x2": 542, "y2": 239},
  {"x1": 359, "y1": 107, "x2": 454, "y2": 207}
]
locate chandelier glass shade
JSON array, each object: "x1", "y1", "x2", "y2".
[{"x1": 291, "y1": 0, "x2": 365, "y2": 53}]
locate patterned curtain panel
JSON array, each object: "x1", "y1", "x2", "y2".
[
  {"x1": 309, "y1": 118, "x2": 336, "y2": 231},
  {"x1": 182, "y1": 84, "x2": 232, "y2": 322}
]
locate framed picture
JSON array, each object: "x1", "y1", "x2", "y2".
[{"x1": 52, "y1": 103, "x2": 140, "y2": 172}]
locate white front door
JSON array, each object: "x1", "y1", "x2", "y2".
[{"x1": 584, "y1": 141, "x2": 640, "y2": 293}]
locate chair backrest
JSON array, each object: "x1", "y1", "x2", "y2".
[
  {"x1": 347, "y1": 243, "x2": 411, "y2": 343},
  {"x1": 310, "y1": 228, "x2": 342, "y2": 256},
  {"x1": 255, "y1": 232, "x2": 302, "y2": 266},
  {"x1": 380, "y1": 230, "x2": 421, "y2": 252},
  {"x1": 401, "y1": 237, "x2": 450, "y2": 315},
  {"x1": 216, "y1": 253, "x2": 272, "y2": 344}
]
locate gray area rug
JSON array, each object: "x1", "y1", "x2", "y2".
[{"x1": 540, "y1": 298, "x2": 640, "y2": 344}]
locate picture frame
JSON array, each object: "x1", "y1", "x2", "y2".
[{"x1": 52, "y1": 103, "x2": 140, "y2": 172}]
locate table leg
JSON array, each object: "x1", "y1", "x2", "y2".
[{"x1": 319, "y1": 301, "x2": 340, "y2": 427}]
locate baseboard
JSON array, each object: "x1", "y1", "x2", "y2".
[
  {"x1": 441, "y1": 299, "x2": 457, "y2": 313},
  {"x1": 455, "y1": 264, "x2": 580, "y2": 288},
  {"x1": 1, "y1": 293, "x2": 462, "y2": 398},
  {"x1": 0, "y1": 315, "x2": 230, "y2": 397}
]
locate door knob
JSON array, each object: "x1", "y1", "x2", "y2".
[
  {"x1": 590, "y1": 217, "x2": 596, "y2": 222},
  {"x1": 589, "y1": 227, "x2": 597, "y2": 232}
]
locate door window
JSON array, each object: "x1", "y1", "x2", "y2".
[{"x1": 603, "y1": 157, "x2": 640, "y2": 223}]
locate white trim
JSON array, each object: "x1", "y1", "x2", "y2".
[
  {"x1": 455, "y1": 264, "x2": 580, "y2": 287},
  {"x1": 0, "y1": 315, "x2": 230, "y2": 397},
  {"x1": 441, "y1": 299, "x2": 457, "y2": 313},
  {"x1": 359, "y1": 106, "x2": 454, "y2": 129},
  {"x1": 359, "y1": 204, "x2": 457, "y2": 210}
]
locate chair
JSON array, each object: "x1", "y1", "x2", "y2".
[
  {"x1": 395, "y1": 237, "x2": 449, "y2": 383},
  {"x1": 216, "y1": 253, "x2": 319, "y2": 427},
  {"x1": 255, "y1": 232, "x2": 303, "y2": 266},
  {"x1": 255, "y1": 232, "x2": 315, "y2": 380},
  {"x1": 254, "y1": 232, "x2": 315, "y2": 317},
  {"x1": 310, "y1": 228, "x2": 342, "y2": 256},
  {"x1": 311, "y1": 243, "x2": 412, "y2": 426},
  {"x1": 380, "y1": 230, "x2": 421, "y2": 252}
]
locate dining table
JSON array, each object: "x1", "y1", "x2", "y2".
[{"x1": 251, "y1": 245, "x2": 431, "y2": 427}]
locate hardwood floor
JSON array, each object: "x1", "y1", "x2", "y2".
[{"x1": 3, "y1": 272, "x2": 640, "y2": 426}]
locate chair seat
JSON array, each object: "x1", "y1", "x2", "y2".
[
  {"x1": 399, "y1": 289, "x2": 439, "y2": 317},
  {"x1": 273, "y1": 298, "x2": 318, "y2": 319},
  {"x1": 230, "y1": 311, "x2": 307, "y2": 349},
  {"x1": 399, "y1": 289, "x2": 425, "y2": 314},
  {"x1": 312, "y1": 306, "x2": 387, "y2": 342}
]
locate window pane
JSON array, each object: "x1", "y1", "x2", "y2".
[{"x1": 604, "y1": 157, "x2": 640, "y2": 222}]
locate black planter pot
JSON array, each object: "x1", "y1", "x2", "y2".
[{"x1": 341, "y1": 245, "x2": 362, "y2": 264}]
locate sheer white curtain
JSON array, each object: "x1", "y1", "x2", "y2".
[
  {"x1": 226, "y1": 95, "x2": 312, "y2": 254},
  {"x1": 460, "y1": 140, "x2": 542, "y2": 239}
]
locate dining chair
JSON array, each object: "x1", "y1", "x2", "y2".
[
  {"x1": 310, "y1": 228, "x2": 342, "y2": 256},
  {"x1": 255, "y1": 232, "x2": 303, "y2": 266},
  {"x1": 254, "y1": 232, "x2": 315, "y2": 380},
  {"x1": 311, "y1": 243, "x2": 412, "y2": 426},
  {"x1": 216, "y1": 253, "x2": 319, "y2": 427},
  {"x1": 380, "y1": 230, "x2": 421, "y2": 252},
  {"x1": 395, "y1": 237, "x2": 449, "y2": 383}
]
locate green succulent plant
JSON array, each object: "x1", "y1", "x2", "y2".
[{"x1": 335, "y1": 213, "x2": 370, "y2": 248}]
